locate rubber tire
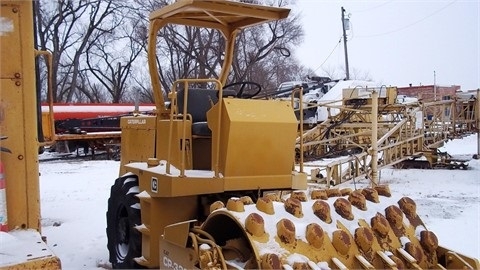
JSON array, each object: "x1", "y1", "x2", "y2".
[{"x1": 106, "y1": 175, "x2": 143, "y2": 269}]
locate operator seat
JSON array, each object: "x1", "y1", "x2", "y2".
[{"x1": 176, "y1": 88, "x2": 236, "y2": 137}]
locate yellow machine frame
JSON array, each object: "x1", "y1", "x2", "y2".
[
  {"x1": 0, "y1": 0, "x2": 61, "y2": 268},
  {"x1": 0, "y1": 0, "x2": 40, "y2": 231}
]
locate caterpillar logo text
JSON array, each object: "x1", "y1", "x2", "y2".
[{"x1": 127, "y1": 119, "x2": 146, "y2": 125}]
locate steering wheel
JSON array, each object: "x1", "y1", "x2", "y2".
[{"x1": 223, "y1": 81, "x2": 262, "y2": 99}]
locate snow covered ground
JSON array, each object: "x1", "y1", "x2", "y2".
[{"x1": 33, "y1": 134, "x2": 480, "y2": 268}]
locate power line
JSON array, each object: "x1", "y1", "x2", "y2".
[
  {"x1": 312, "y1": 37, "x2": 342, "y2": 73},
  {"x1": 357, "y1": 0, "x2": 458, "y2": 38},
  {"x1": 351, "y1": 0, "x2": 394, "y2": 13}
]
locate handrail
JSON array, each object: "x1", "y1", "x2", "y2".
[
  {"x1": 35, "y1": 50, "x2": 55, "y2": 146},
  {"x1": 166, "y1": 78, "x2": 223, "y2": 177}
]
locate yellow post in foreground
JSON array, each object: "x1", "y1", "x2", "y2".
[{"x1": 0, "y1": 0, "x2": 61, "y2": 268}]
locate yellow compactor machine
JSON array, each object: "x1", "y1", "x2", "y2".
[{"x1": 106, "y1": 0, "x2": 479, "y2": 269}]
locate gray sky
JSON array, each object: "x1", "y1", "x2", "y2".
[{"x1": 289, "y1": 0, "x2": 479, "y2": 90}]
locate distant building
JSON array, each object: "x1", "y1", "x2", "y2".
[{"x1": 397, "y1": 84, "x2": 460, "y2": 102}]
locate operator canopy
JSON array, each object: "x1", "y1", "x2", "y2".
[{"x1": 149, "y1": 0, "x2": 290, "y2": 33}]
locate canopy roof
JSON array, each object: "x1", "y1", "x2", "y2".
[{"x1": 149, "y1": 0, "x2": 290, "y2": 31}]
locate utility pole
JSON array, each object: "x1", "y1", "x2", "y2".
[{"x1": 341, "y1": 7, "x2": 350, "y2": 80}]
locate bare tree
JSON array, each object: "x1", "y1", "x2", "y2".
[
  {"x1": 350, "y1": 67, "x2": 373, "y2": 81},
  {"x1": 35, "y1": 0, "x2": 309, "y2": 104},
  {"x1": 156, "y1": 26, "x2": 224, "y2": 91},
  {"x1": 321, "y1": 65, "x2": 343, "y2": 81},
  {"x1": 321, "y1": 65, "x2": 373, "y2": 81},
  {"x1": 230, "y1": 8, "x2": 304, "y2": 82},
  {"x1": 85, "y1": 16, "x2": 146, "y2": 103},
  {"x1": 128, "y1": 0, "x2": 305, "y2": 99},
  {"x1": 35, "y1": 0, "x2": 127, "y2": 103}
]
